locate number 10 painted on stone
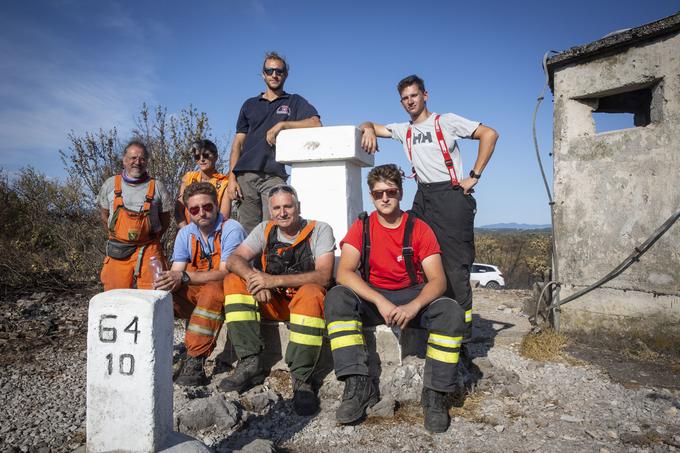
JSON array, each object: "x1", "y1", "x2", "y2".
[{"x1": 86, "y1": 289, "x2": 174, "y2": 452}]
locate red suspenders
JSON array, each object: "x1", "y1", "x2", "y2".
[{"x1": 406, "y1": 114, "x2": 460, "y2": 186}]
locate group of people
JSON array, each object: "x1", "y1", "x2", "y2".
[{"x1": 96, "y1": 51, "x2": 498, "y2": 434}]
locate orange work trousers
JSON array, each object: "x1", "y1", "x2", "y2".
[
  {"x1": 173, "y1": 281, "x2": 224, "y2": 357},
  {"x1": 100, "y1": 241, "x2": 165, "y2": 291}
]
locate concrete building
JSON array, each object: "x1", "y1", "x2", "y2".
[{"x1": 546, "y1": 12, "x2": 680, "y2": 336}]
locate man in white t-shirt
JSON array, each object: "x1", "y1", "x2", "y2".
[{"x1": 358, "y1": 74, "x2": 499, "y2": 351}]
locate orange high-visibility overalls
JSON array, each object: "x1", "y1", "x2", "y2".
[
  {"x1": 100, "y1": 175, "x2": 165, "y2": 291},
  {"x1": 173, "y1": 223, "x2": 226, "y2": 357}
]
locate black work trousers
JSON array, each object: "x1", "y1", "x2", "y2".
[
  {"x1": 324, "y1": 284, "x2": 465, "y2": 392},
  {"x1": 412, "y1": 182, "x2": 475, "y2": 341}
]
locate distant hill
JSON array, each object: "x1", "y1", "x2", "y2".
[{"x1": 478, "y1": 223, "x2": 552, "y2": 230}]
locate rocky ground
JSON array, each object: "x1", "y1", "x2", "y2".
[{"x1": 1, "y1": 288, "x2": 679, "y2": 452}]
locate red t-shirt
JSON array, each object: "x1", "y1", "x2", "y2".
[{"x1": 341, "y1": 211, "x2": 441, "y2": 290}]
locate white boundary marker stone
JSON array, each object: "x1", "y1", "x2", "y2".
[
  {"x1": 87, "y1": 289, "x2": 173, "y2": 452},
  {"x1": 276, "y1": 126, "x2": 374, "y2": 246}
]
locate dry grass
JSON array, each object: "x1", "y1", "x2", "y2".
[
  {"x1": 266, "y1": 369, "x2": 293, "y2": 398},
  {"x1": 520, "y1": 328, "x2": 569, "y2": 362},
  {"x1": 449, "y1": 389, "x2": 485, "y2": 420}
]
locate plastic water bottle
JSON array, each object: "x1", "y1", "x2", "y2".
[{"x1": 149, "y1": 256, "x2": 163, "y2": 283}]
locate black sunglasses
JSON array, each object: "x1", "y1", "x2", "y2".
[
  {"x1": 268, "y1": 185, "x2": 297, "y2": 198},
  {"x1": 263, "y1": 67, "x2": 286, "y2": 76},
  {"x1": 193, "y1": 152, "x2": 215, "y2": 161}
]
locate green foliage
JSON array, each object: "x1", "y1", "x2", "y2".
[
  {"x1": 1, "y1": 103, "x2": 228, "y2": 294},
  {"x1": 0, "y1": 168, "x2": 103, "y2": 294},
  {"x1": 475, "y1": 229, "x2": 552, "y2": 288}
]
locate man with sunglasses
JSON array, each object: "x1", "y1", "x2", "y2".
[
  {"x1": 358, "y1": 75, "x2": 499, "y2": 354},
  {"x1": 220, "y1": 184, "x2": 335, "y2": 416},
  {"x1": 154, "y1": 182, "x2": 246, "y2": 386},
  {"x1": 324, "y1": 164, "x2": 465, "y2": 433},
  {"x1": 227, "y1": 51, "x2": 321, "y2": 234}
]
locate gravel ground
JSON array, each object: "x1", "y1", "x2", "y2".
[{"x1": 1, "y1": 288, "x2": 679, "y2": 452}]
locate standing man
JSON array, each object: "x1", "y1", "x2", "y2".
[
  {"x1": 359, "y1": 75, "x2": 499, "y2": 348},
  {"x1": 220, "y1": 185, "x2": 335, "y2": 416},
  {"x1": 98, "y1": 140, "x2": 174, "y2": 291},
  {"x1": 154, "y1": 182, "x2": 246, "y2": 386},
  {"x1": 325, "y1": 164, "x2": 465, "y2": 433},
  {"x1": 227, "y1": 51, "x2": 322, "y2": 233}
]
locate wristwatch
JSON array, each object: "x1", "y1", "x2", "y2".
[
  {"x1": 469, "y1": 170, "x2": 482, "y2": 180},
  {"x1": 181, "y1": 271, "x2": 190, "y2": 285}
]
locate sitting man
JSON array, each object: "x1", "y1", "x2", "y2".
[
  {"x1": 154, "y1": 182, "x2": 246, "y2": 386},
  {"x1": 325, "y1": 164, "x2": 465, "y2": 433},
  {"x1": 220, "y1": 184, "x2": 335, "y2": 416}
]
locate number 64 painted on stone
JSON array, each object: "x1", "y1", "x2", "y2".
[{"x1": 98, "y1": 314, "x2": 141, "y2": 343}]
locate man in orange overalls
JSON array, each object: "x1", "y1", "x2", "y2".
[
  {"x1": 220, "y1": 184, "x2": 335, "y2": 415},
  {"x1": 98, "y1": 141, "x2": 174, "y2": 291},
  {"x1": 154, "y1": 182, "x2": 246, "y2": 386}
]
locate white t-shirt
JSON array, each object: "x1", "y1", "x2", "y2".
[
  {"x1": 386, "y1": 113, "x2": 480, "y2": 184},
  {"x1": 97, "y1": 176, "x2": 174, "y2": 233}
]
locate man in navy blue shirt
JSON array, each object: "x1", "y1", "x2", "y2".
[{"x1": 227, "y1": 52, "x2": 321, "y2": 233}]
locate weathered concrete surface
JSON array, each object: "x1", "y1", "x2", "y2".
[
  {"x1": 548, "y1": 13, "x2": 680, "y2": 333},
  {"x1": 86, "y1": 289, "x2": 174, "y2": 452},
  {"x1": 276, "y1": 125, "x2": 374, "y2": 248}
]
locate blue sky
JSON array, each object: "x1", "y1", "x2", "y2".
[{"x1": 1, "y1": 1, "x2": 678, "y2": 226}]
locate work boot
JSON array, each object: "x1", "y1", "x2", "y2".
[
  {"x1": 217, "y1": 354, "x2": 265, "y2": 393},
  {"x1": 421, "y1": 387, "x2": 450, "y2": 433},
  {"x1": 174, "y1": 355, "x2": 208, "y2": 387},
  {"x1": 335, "y1": 375, "x2": 378, "y2": 424},
  {"x1": 292, "y1": 375, "x2": 319, "y2": 416},
  {"x1": 461, "y1": 342, "x2": 473, "y2": 369}
]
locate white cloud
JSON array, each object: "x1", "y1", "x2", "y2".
[{"x1": 0, "y1": 4, "x2": 157, "y2": 176}]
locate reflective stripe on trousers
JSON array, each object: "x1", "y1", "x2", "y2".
[
  {"x1": 324, "y1": 284, "x2": 465, "y2": 392},
  {"x1": 223, "y1": 273, "x2": 326, "y2": 382}
]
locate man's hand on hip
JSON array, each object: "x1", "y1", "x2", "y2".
[{"x1": 459, "y1": 177, "x2": 478, "y2": 195}]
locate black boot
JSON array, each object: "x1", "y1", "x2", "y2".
[
  {"x1": 422, "y1": 387, "x2": 450, "y2": 433},
  {"x1": 336, "y1": 375, "x2": 378, "y2": 424},
  {"x1": 218, "y1": 354, "x2": 265, "y2": 393},
  {"x1": 175, "y1": 355, "x2": 208, "y2": 387},
  {"x1": 292, "y1": 376, "x2": 319, "y2": 416}
]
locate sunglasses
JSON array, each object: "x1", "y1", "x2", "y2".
[
  {"x1": 370, "y1": 188, "x2": 400, "y2": 200},
  {"x1": 188, "y1": 203, "x2": 214, "y2": 216},
  {"x1": 193, "y1": 152, "x2": 215, "y2": 161},
  {"x1": 268, "y1": 184, "x2": 297, "y2": 198},
  {"x1": 263, "y1": 67, "x2": 286, "y2": 76}
]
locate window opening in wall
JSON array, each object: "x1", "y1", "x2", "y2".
[
  {"x1": 587, "y1": 85, "x2": 656, "y2": 133},
  {"x1": 592, "y1": 112, "x2": 636, "y2": 132}
]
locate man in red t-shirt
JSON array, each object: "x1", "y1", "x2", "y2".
[{"x1": 324, "y1": 164, "x2": 465, "y2": 433}]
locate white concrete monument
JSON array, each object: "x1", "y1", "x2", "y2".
[
  {"x1": 276, "y1": 125, "x2": 374, "y2": 245},
  {"x1": 86, "y1": 289, "x2": 174, "y2": 452}
]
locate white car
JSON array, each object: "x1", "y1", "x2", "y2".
[{"x1": 470, "y1": 263, "x2": 505, "y2": 289}]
